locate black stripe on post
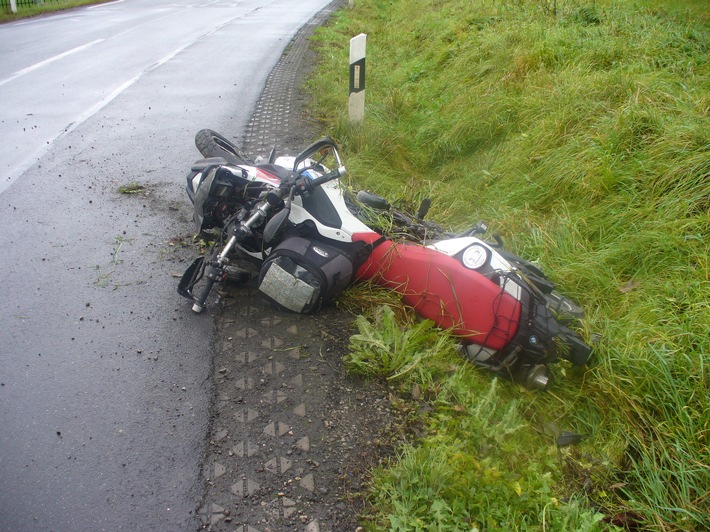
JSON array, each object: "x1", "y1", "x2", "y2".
[{"x1": 349, "y1": 58, "x2": 366, "y2": 94}]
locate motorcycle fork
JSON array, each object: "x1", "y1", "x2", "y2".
[{"x1": 191, "y1": 201, "x2": 273, "y2": 313}]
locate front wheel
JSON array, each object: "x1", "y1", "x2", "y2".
[{"x1": 195, "y1": 129, "x2": 252, "y2": 166}]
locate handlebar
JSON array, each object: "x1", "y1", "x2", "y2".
[{"x1": 289, "y1": 165, "x2": 347, "y2": 197}]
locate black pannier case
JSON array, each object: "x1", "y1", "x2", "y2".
[{"x1": 258, "y1": 236, "x2": 356, "y2": 313}]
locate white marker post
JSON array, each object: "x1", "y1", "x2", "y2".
[
  {"x1": 10, "y1": 0, "x2": 17, "y2": 14},
  {"x1": 349, "y1": 33, "x2": 366, "y2": 124}
]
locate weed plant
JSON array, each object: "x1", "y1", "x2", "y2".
[{"x1": 309, "y1": 0, "x2": 709, "y2": 529}]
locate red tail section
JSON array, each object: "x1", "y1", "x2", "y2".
[{"x1": 355, "y1": 239, "x2": 521, "y2": 349}]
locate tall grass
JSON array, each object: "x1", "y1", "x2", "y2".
[{"x1": 309, "y1": 0, "x2": 709, "y2": 529}]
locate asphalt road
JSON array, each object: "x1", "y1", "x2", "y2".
[{"x1": 0, "y1": 0, "x2": 333, "y2": 530}]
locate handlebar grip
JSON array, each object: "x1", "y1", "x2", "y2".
[
  {"x1": 191, "y1": 263, "x2": 219, "y2": 313},
  {"x1": 309, "y1": 166, "x2": 347, "y2": 188}
]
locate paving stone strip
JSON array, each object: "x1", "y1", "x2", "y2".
[
  {"x1": 243, "y1": 0, "x2": 344, "y2": 156},
  {"x1": 198, "y1": 3, "x2": 394, "y2": 530}
]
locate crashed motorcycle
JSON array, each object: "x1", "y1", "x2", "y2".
[{"x1": 178, "y1": 130, "x2": 592, "y2": 390}]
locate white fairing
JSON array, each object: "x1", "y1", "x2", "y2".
[
  {"x1": 289, "y1": 180, "x2": 374, "y2": 242},
  {"x1": 272, "y1": 156, "x2": 375, "y2": 242},
  {"x1": 428, "y1": 237, "x2": 511, "y2": 270},
  {"x1": 273, "y1": 156, "x2": 298, "y2": 170},
  {"x1": 428, "y1": 237, "x2": 522, "y2": 299}
]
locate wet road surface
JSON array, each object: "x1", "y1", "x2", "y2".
[{"x1": 0, "y1": 1, "x2": 334, "y2": 530}]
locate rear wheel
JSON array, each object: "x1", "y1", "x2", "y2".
[{"x1": 195, "y1": 129, "x2": 252, "y2": 165}]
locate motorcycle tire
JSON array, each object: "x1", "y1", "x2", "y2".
[{"x1": 195, "y1": 129, "x2": 252, "y2": 166}]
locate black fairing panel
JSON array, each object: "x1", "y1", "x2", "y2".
[{"x1": 301, "y1": 187, "x2": 342, "y2": 228}]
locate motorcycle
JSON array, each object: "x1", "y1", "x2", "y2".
[{"x1": 178, "y1": 130, "x2": 592, "y2": 390}]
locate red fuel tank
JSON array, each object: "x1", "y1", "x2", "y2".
[{"x1": 355, "y1": 238, "x2": 521, "y2": 350}]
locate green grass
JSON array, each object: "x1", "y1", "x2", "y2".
[
  {"x1": 309, "y1": 0, "x2": 709, "y2": 529},
  {"x1": 0, "y1": 0, "x2": 112, "y2": 22}
]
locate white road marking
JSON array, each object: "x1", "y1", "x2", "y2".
[
  {"x1": 0, "y1": 39, "x2": 105, "y2": 87},
  {"x1": 0, "y1": 19, "x2": 236, "y2": 195}
]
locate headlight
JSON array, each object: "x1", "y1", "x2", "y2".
[{"x1": 462, "y1": 244, "x2": 490, "y2": 270}]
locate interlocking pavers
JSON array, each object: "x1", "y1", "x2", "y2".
[{"x1": 198, "y1": 2, "x2": 395, "y2": 529}]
